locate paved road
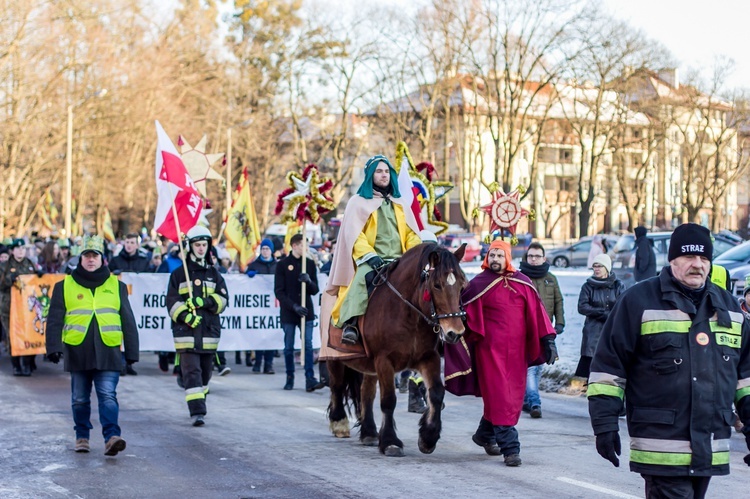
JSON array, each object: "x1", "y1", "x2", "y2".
[{"x1": 2, "y1": 359, "x2": 750, "y2": 499}]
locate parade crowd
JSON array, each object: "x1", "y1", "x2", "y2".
[{"x1": 2, "y1": 155, "x2": 750, "y2": 499}]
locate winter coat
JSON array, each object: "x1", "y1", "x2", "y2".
[
  {"x1": 578, "y1": 272, "x2": 625, "y2": 357},
  {"x1": 519, "y1": 262, "x2": 564, "y2": 329},
  {"x1": 634, "y1": 235, "x2": 656, "y2": 281},
  {"x1": 247, "y1": 257, "x2": 277, "y2": 276},
  {"x1": 109, "y1": 250, "x2": 150, "y2": 273},
  {"x1": 588, "y1": 268, "x2": 750, "y2": 477},
  {"x1": 275, "y1": 253, "x2": 319, "y2": 324},
  {"x1": 45, "y1": 267, "x2": 139, "y2": 372},
  {"x1": 166, "y1": 257, "x2": 228, "y2": 353}
]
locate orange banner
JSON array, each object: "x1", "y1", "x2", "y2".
[{"x1": 9, "y1": 274, "x2": 65, "y2": 356}]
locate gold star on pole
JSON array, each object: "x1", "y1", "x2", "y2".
[{"x1": 179, "y1": 135, "x2": 224, "y2": 197}]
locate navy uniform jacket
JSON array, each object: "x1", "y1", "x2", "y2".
[{"x1": 588, "y1": 267, "x2": 750, "y2": 477}]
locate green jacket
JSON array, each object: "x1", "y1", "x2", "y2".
[{"x1": 528, "y1": 272, "x2": 565, "y2": 329}]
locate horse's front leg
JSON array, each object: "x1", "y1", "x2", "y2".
[
  {"x1": 327, "y1": 360, "x2": 350, "y2": 438},
  {"x1": 359, "y1": 374, "x2": 378, "y2": 446},
  {"x1": 417, "y1": 353, "x2": 444, "y2": 454},
  {"x1": 375, "y1": 358, "x2": 403, "y2": 456}
]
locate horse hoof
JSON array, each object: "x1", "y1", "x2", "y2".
[
  {"x1": 418, "y1": 437, "x2": 436, "y2": 454},
  {"x1": 329, "y1": 419, "x2": 350, "y2": 438},
  {"x1": 361, "y1": 436, "x2": 378, "y2": 447},
  {"x1": 383, "y1": 445, "x2": 404, "y2": 457}
]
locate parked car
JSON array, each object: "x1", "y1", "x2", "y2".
[
  {"x1": 715, "y1": 238, "x2": 750, "y2": 295},
  {"x1": 440, "y1": 233, "x2": 482, "y2": 262},
  {"x1": 544, "y1": 237, "x2": 589, "y2": 268}
]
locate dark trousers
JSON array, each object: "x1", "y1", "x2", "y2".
[
  {"x1": 475, "y1": 417, "x2": 520, "y2": 457},
  {"x1": 181, "y1": 352, "x2": 213, "y2": 416},
  {"x1": 642, "y1": 475, "x2": 711, "y2": 499},
  {"x1": 253, "y1": 350, "x2": 274, "y2": 371}
]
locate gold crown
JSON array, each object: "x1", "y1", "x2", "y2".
[{"x1": 82, "y1": 235, "x2": 105, "y2": 254}]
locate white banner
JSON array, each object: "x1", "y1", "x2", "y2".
[{"x1": 120, "y1": 273, "x2": 324, "y2": 351}]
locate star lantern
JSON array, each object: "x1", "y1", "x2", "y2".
[
  {"x1": 179, "y1": 135, "x2": 224, "y2": 198},
  {"x1": 274, "y1": 164, "x2": 335, "y2": 224},
  {"x1": 478, "y1": 184, "x2": 532, "y2": 246},
  {"x1": 394, "y1": 141, "x2": 454, "y2": 235}
]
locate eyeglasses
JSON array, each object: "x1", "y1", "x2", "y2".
[
  {"x1": 592, "y1": 264, "x2": 605, "y2": 269},
  {"x1": 527, "y1": 254, "x2": 545, "y2": 260}
]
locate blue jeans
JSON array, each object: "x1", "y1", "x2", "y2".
[
  {"x1": 282, "y1": 321, "x2": 314, "y2": 379},
  {"x1": 71, "y1": 370, "x2": 121, "y2": 441},
  {"x1": 524, "y1": 365, "x2": 542, "y2": 408}
]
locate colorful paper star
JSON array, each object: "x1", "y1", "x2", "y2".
[
  {"x1": 394, "y1": 141, "x2": 454, "y2": 235},
  {"x1": 275, "y1": 164, "x2": 335, "y2": 224},
  {"x1": 478, "y1": 184, "x2": 530, "y2": 243},
  {"x1": 179, "y1": 135, "x2": 224, "y2": 198}
]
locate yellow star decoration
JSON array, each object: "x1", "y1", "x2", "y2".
[
  {"x1": 277, "y1": 166, "x2": 335, "y2": 224},
  {"x1": 393, "y1": 141, "x2": 454, "y2": 235},
  {"x1": 179, "y1": 135, "x2": 224, "y2": 198}
]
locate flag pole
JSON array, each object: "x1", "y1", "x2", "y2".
[
  {"x1": 299, "y1": 221, "x2": 307, "y2": 369},
  {"x1": 226, "y1": 129, "x2": 232, "y2": 217},
  {"x1": 166, "y1": 182, "x2": 193, "y2": 300}
]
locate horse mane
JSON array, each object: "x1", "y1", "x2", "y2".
[{"x1": 387, "y1": 242, "x2": 463, "y2": 287}]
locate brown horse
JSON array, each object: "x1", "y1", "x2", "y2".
[{"x1": 327, "y1": 242, "x2": 467, "y2": 456}]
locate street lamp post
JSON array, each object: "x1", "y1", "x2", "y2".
[{"x1": 65, "y1": 105, "x2": 73, "y2": 235}]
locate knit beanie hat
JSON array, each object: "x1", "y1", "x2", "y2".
[
  {"x1": 668, "y1": 223, "x2": 712, "y2": 261},
  {"x1": 260, "y1": 238, "x2": 274, "y2": 250},
  {"x1": 592, "y1": 254, "x2": 611, "y2": 273}
]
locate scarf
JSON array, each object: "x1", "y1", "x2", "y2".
[
  {"x1": 519, "y1": 260, "x2": 550, "y2": 279},
  {"x1": 72, "y1": 263, "x2": 111, "y2": 289}
]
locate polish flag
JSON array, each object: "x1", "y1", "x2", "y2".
[
  {"x1": 397, "y1": 161, "x2": 424, "y2": 231},
  {"x1": 153, "y1": 120, "x2": 203, "y2": 242}
]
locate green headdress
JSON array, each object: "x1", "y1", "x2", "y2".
[
  {"x1": 356, "y1": 155, "x2": 401, "y2": 200},
  {"x1": 81, "y1": 235, "x2": 105, "y2": 255}
]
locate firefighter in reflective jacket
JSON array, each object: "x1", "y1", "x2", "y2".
[
  {"x1": 166, "y1": 226, "x2": 228, "y2": 426},
  {"x1": 588, "y1": 224, "x2": 750, "y2": 498}
]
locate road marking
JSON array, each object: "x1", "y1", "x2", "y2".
[
  {"x1": 41, "y1": 464, "x2": 66, "y2": 472},
  {"x1": 305, "y1": 407, "x2": 327, "y2": 415},
  {"x1": 555, "y1": 477, "x2": 640, "y2": 499}
]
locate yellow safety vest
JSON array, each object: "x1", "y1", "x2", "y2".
[
  {"x1": 711, "y1": 264, "x2": 729, "y2": 291},
  {"x1": 62, "y1": 275, "x2": 123, "y2": 347}
]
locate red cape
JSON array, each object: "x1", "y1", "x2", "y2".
[{"x1": 446, "y1": 269, "x2": 554, "y2": 426}]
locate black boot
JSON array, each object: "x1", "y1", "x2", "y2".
[
  {"x1": 408, "y1": 376, "x2": 428, "y2": 414},
  {"x1": 284, "y1": 375, "x2": 294, "y2": 390},
  {"x1": 341, "y1": 320, "x2": 359, "y2": 345},
  {"x1": 235, "y1": 351, "x2": 242, "y2": 365}
]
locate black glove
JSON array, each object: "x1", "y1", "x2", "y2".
[
  {"x1": 292, "y1": 304, "x2": 308, "y2": 317},
  {"x1": 36, "y1": 270, "x2": 44, "y2": 278},
  {"x1": 46, "y1": 352, "x2": 61, "y2": 364},
  {"x1": 366, "y1": 256, "x2": 385, "y2": 270},
  {"x1": 543, "y1": 336, "x2": 558, "y2": 365},
  {"x1": 596, "y1": 431, "x2": 621, "y2": 467},
  {"x1": 554, "y1": 323, "x2": 564, "y2": 335},
  {"x1": 298, "y1": 273, "x2": 312, "y2": 285}
]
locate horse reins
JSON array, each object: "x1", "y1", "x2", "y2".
[{"x1": 373, "y1": 262, "x2": 466, "y2": 334}]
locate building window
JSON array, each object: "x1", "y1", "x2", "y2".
[{"x1": 559, "y1": 149, "x2": 572, "y2": 163}]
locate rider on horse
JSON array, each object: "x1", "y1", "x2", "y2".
[{"x1": 326, "y1": 155, "x2": 424, "y2": 345}]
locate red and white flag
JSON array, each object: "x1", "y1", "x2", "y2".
[
  {"x1": 153, "y1": 120, "x2": 203, "y2": 242},
  {"x1": 397, "y1": 160, "x2": 424, "y2": 231}
]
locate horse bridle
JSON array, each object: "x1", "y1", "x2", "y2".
[{"x1": 374, "y1": 263, "x2": 466, "y2": 334}]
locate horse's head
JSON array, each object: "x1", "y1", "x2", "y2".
[{"x1": 418, "y1": 243, "x2": 468, "y2": 344}]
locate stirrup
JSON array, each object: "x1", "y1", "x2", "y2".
[{"x1": 341, "y1": 324, "x2": 359, "y2": 345}]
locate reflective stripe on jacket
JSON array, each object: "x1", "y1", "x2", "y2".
[{"x1": 62, "y1": 275, "x2": 122, "y2": 347}]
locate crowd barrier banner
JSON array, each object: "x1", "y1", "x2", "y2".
[{"x1": 10, "y1": 272, "x2": 325, "y2": 354}]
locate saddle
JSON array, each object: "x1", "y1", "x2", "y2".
[{"x1": 327, "y1": 317, "x2": 368, "y2": 358}]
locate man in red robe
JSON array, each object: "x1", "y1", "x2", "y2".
[{"x1": 460, "y1": 239, "x2": 557, "y2": 466}]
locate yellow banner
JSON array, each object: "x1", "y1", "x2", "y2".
[{"x1": 9, "y1": 274, "x2": 65, "y2": 356}]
